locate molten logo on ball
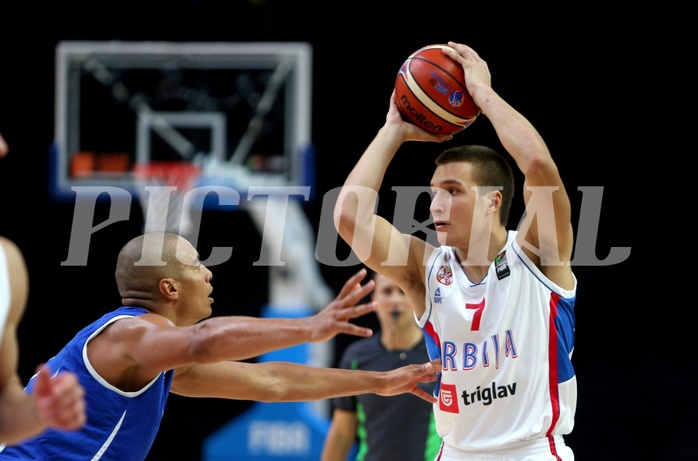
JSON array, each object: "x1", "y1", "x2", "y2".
[
  {"x1": 394, "y1": 44, "x2": 480, "y2": 135},
  {"x1": 397, "y1": 93, "x2": 447, "y2": 133}
]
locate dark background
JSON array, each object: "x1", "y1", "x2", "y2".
[{"x1": 0, "y1": 1, "x2": 684, "y2": 460}]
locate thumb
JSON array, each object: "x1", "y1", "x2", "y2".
[{"x1": 32, "y1": 364, "x2": 52, "y2": 397}]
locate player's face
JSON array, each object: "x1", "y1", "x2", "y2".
[
  {"x1": 430, "y1": 161, "x2": 486, "y2": 247},
  {"x1": 373, "y1": 274, "x2": 414, "y2": 329},
  {"x1": 174, "y1": 237, "x2": 214, "y2": 325}
]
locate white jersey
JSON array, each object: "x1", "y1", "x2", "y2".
[
  {"x1": 417, "y1": 230, "x2": 577, "y2": 460},
  {"x1": 0, "y1": 244, "x2": 10, "y2": 344}
]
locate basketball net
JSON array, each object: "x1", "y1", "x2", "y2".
[{"x1": 133, "y1": 162, "x2": 201, "y2": 238}]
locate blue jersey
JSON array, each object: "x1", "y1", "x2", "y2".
[{"x1": 0, "y1": 306, "x2": 174, "y2": 461}]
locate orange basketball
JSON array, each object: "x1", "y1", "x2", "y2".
[{"x1": 395, "y1": 44, "x2": 480, "y2": 135}]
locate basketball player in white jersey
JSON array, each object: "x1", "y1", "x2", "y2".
[
  {"x1": 0, "y1": 131, "x2": 86, "y2": 445},
  {"x1": 334, "y1": 42, "x2": 577, "y2": 460}
]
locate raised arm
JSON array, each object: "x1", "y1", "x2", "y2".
[
  {"x1": 333, "y1": 92, "x2": 451, "y2": 316},
  {"x1": 443, "y1": 42, "x2": 575, "y2": 289}
]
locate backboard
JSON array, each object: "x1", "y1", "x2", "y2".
[
  {"x1": 52, "y1": 40, "x2": 333, "y2": 314},
  {"x1": 50, "y1": 40, "x2": 314, "y2": 201}
]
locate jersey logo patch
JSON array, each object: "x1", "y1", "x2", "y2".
[
  {"x1": 434, "y1": 287, "x2": 443, "y2": 304},
  {"x1": 494, "y1": 251, "x2": 510, "y2": 280},
  {"x1": 436, "y1": 266, "x2": 453, "y2": 285},
  {"x1": 439, "y1": 383, "x2": 460, "y2": 413}
]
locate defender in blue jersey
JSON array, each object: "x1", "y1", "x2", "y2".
[{"x1": 0, "y1": 232, "x2": 440, "y2": 460}]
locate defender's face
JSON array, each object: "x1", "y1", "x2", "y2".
[{"x1": 174, "y1": 237, "x2": 214, "y2": 324}]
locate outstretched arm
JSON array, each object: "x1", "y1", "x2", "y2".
[
  {"x1": 90, "y1": 268, "x2": 382, "y2": 384},
  {"x1": 443, "y1": 42, "x2": 575, "y2": 288},
  {"x1": 171, "y1": 358, "x2": 442, "y2": 403}
]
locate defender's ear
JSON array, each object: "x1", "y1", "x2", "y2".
[{"x1": 159, "y1": 278, "x2": 179, "y2": 300}]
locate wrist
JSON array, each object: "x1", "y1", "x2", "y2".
[
  {"x1": 470, "y1": 85, "x2": 496, "y2": 111},
  {"x1": 375, "y1": 125, "x2": 405, "y2": 152}
]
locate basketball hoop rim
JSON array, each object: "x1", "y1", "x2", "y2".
[{"x1": 133, "y1": 161, "x2": 201, "y2": 189}]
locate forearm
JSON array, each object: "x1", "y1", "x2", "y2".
[
  {"x1": 172, "y1": 361, "x2": 387, "y2": 402},
  {"x1": 191, "y1": 316, "x2": 314, "y2": 362},
  {"x1": 0, "y1": 379, "x2": 42, "y2": 445},
  {"x1": 322, "y1": 409, "x2": 358, "y2": 461},
  {"x1": 173, "y1": 359, "x2": 438, "y2": 403},
  {"x1": 472, "y1": 86, "x2": 551, "y2": 173},
  {"x1": 344, "y1": 126, "x2": 402, "y2": 191},
  {"x1": 261, "y1": 363, "x2": 387, "y2": 402},
  {"x1": 0, "y1": 327, "x2": 43, "y2": 444},
  {"x1": 334, "y1": 127, "x2": 401, "y2": 248}
]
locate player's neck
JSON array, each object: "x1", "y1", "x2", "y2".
[{"x1": 454, "y1": 229, "x2": 508, "y2": 281}]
